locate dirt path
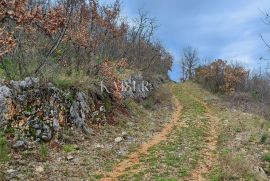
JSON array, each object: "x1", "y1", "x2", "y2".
[
  {"x1": 188, "y1": 96, "x2": 219, "y2": 181},
  {"x1": 100, "y1": 95, "x2": 183, "y2": 181}
]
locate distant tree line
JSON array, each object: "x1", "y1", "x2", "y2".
[{"x1": 179, "y1": 44, "x2": 270, "y2": 119}]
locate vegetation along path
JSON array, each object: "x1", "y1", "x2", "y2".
[
  {"x1": 100, "y1": 89, "x2": 183, "y2": 181},
  {"x1": 100, "y1": 83, "x2": 220, "y2": 181}
]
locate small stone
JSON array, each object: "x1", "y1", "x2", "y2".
[
  {"x1": 94, "y1": 143, "x2": 104, "y2": 148},
  {"x1": 116, "y1": 148, "x2": 127, "y2": 156},
  {"x1": 121, "y1": 131, "x2": 128, "y2": 137},
  {"x1": 67, "y1": 155, "x2": 74, "y2": 160},
  {"x1": 82, "y1": 125, "x2": 93, "y2": 135},
  {"x1": 73, "y1": 158, "x2": 80, "y2": 164},
  {"x1": 105, "y1": 144, "x2": 113, "y2": 150},
  {"x1": 92, "y1": 111, "x2": 99, "y2": 117},
  {"x1": 6, "y1": 169, "x2": 19, "y2": 179},
  {"x1": 99, "y1": 106, "x2": 106, "y2": 112},
  {"x1": 36, "y1": 130, "x2": 41, "y2": 137},
  {"x1": 6, "y1": 169, "x2": 16, "y2": 174},
  {"x1": 41, "y1": 125, "x2": 52, "y2": 141},
  {"x1": 114, "y1": 137, "x2": 123, "y2": 143},
  {"x1": 13, "y1": 141, "x2": 26, "y2": 149},
  {"x1": 125, "y1": 136, "x2": 135, "y2": 142},
  {"x1": 122, "y1": 133, "x2": 128, "y2": 140},
  {"x1": 35, "y1": 166, "x2": 44, "y2": 173},
  {"x1": 53, "y1": 118, "x2": 59, "y2": 131}
]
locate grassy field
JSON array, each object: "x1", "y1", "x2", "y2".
[
  {"x1": 118, "y1": 83, "x2": 212, "y2": 180},
  {"x1": 115, "y1": 82, "x2": 270, "y2": 181}
]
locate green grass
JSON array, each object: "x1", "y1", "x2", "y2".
[
  {"x1": 142, "y1": 97, "x2": 155, "y2": 110},
  {"x1": 200, "y1": 83, "x2": 269, "y2": 180},
  {"x1": 0, "y1": 131, "x2": 9, "y2": 163},
  {"x1": 85, "y1": 94, "x2": 173, "y2": 180},
  {"x1": 39, "y1": 143, "x2": 49, "y2": 161},
  {"x1": 118, "y1": 83, "x2": 210, "y2": 180},
  {"x1": 0, "y1": 66, "x2": 5, "y2": 78},
  {"x1": 22, "y1": 150, "x2": 36, "y2": 160},
  {"x1": 63, "y1": 144, "x2": 77, "y2": 153},
  {"x1": 52, "y1": 72, "x2": 90, "y2": 89},
  {"x1": 207, "y1": 167, "x2": 222, "y2": 181},
  {"x1": 260, "y1": 132, "x2": 269, "y2": 143},
  {"x1": 263, "y1": 153, "x2": 270, "y2": 162},
  {"x1": 118, "y1": 82, "x2": 269, "y2": 180}
]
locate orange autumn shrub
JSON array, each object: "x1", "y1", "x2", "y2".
[
  {"x1": 196, "y1": 59, "x2": 249, "y2": 94},
  {"x1": 0, "y1": 0, "x2": 66, "y2": 62}
]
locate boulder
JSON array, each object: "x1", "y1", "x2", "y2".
[{"x1": 10, "y1": 77, "x2": 39, "y2": 91}]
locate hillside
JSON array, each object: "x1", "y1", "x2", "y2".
[
  {"x1": 1, "y1": 82, "x2": 270, "y2": 180},
  {"x1": 2, "y1": 1, "x2": 270, "y2": 181},
  {"x1": 101, "y1": 82, "x2": 270, "y2": 181}
]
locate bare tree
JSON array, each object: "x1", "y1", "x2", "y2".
[{"x1": 180, "y1": 46, "x2": 199, "y2": 81}]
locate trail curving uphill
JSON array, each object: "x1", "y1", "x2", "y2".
[{"x1": 100, "y1": 95, "x2": 183, "y2": 181}]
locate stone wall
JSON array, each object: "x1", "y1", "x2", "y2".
[
  {"x1": 0, "y1": 75, "x2": 161, "y2": 147},
  {"x1": 0, "y1": 78, "x2": 107, "y2": 145}
]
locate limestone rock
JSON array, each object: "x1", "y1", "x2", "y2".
[
  {"x1": 13, "y1": 141, "x2": 26, "y2": 149},
  {"x1": 114, "y1": 137, "x2": 123, "y2": 143}
]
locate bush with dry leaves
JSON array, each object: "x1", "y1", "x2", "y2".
[{"x1": 196, "y1": 59, "x2": 249, "y2": 94}]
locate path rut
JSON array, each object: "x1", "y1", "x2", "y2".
[
  {"x1": 100, "y1": 95, "x2": 183, "y2": 181},
  {"x1": 188, "y1": 96, "x2": 219, "y2": 181}
]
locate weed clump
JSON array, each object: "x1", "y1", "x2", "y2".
[
  {"x1": 0, "y1": 131, "x2": 9, "y2": 163},
  {"x1": 39, "y1": 143, "x2": 49, "y2": 161},
  {"x1": 263, "y1": 153, "x2": 270, "y2": 162},
  {"x1": 260, "y1": 132, "x2": 269, "y2": 143}
]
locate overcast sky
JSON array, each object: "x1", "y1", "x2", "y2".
[{"x1": 102, "y1": 0, "x2": 270, "y2": 81}]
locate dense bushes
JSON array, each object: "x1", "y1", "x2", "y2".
[
  {"x1": 0, "y1": 0, "x2": 172, "y2": 83},
  {"x1": 196, "y1": 59, "x2": 249, "y2": 94},
  {"x1": 195, "y1": 59, "x2": 270, "y2": 120}
]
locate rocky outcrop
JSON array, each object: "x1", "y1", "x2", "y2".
[
  {"x1": 70, "y1": 92, "x2": 92, "y2": 134},
  {"x1": 0, "y1": 75, "x2": 157, "y2": 145},
  {"x1": 0, "y1": 77, "x2": 106, "y2": 143},
  {"x1": 0, "y1": 81, "x2": 12, "y2": 126}
]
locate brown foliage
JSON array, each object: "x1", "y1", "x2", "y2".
[
  {"x1": 0, "y1": 27, "x2": 16, "y2": 60},
  {"x1": 99, "y1": 59, "x2": 128, "y2": 100},
  {"x1": 65, "y1": 0, "x2": 126, "y2": 49},
  {"x1": 0, "y1": 0, "x2": 172, "y2": 80},
  {"x1": 0, "y1": 0, "x2": 66, "y2": 62},
  {"x1": 197, "y1": 59, "x2": 249, "y2": 94},
  {"x1": 0, "y1": 0, "x2": 66, "y2": 34}
]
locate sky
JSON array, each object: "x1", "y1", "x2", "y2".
[{"x1": 101, "y1": 0, "x2": 270, "y2": 81}]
